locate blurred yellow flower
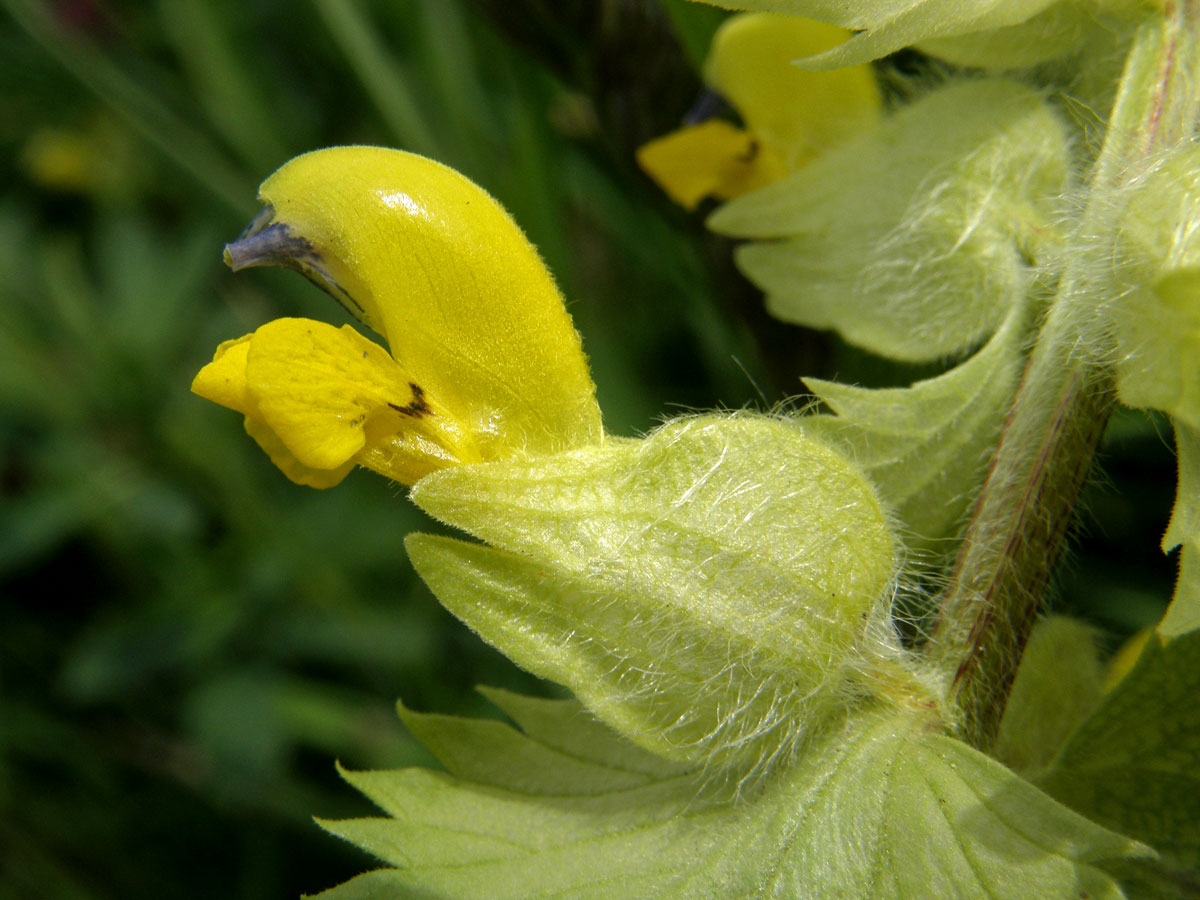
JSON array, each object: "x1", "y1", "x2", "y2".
[
  {"x1": 193, "y1": 146, "x2": 602, "y2": 488},
  {"x1": 21, "y1": 115, "x2": 138, "y2": 200},
  {"x1": 637, "y1": 13, "x2": 880, "y2": 210}
]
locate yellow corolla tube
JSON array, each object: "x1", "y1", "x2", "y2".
[
  {"x1": 192, "y1": 146, "x2": 602, "y2": 488},
  {"x1": 637, "y1": 13, "x2": 880, "y2": 210}
]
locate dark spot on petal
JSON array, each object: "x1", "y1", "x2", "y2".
[
  {"x1": 388, "y1": 382, "x2": 432, "y2": 418},
  {"x1": 736, "y1": 140, "x2": 760, "y2": 165}
]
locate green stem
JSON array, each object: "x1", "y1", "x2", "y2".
[{"x1": 932, "y1": 2, "x2": 1200, "y2": 750}]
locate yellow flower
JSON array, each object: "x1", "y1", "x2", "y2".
[
  {"x1": 636, "y1": 13, "x2": 880, "y2": 210},
  {"x1": 192, "y1": 146, "x2": 602, "y2": 488},
  {"x1": 21, "y1": 115, "x2": 137, "y2": 201}
]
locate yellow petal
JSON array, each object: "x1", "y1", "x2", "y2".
[
  {"x1": 230, "y1": 147, "x2": 602, "y2": 461},
  {"x1": 355, "y1": 425, "x2": 464, "y2": 487},
  {"x1": 192, "y1": 331, "x2": 356, "y2": 488},
  {"x1": 243, "y1": 317, "x2": 479, "y2": 477},
  {"x1": 636, "y1": 120, "x2": 786, "y2": 210},
  {"x1": 242, "y1": 415, "x2": 356, "y2": 489},
  {"x1": 191, "y1": 334, "x2": 254, "y2": 414},
  {"x1": 706, "y1": 14, "x2": 880, "y2": 168}
]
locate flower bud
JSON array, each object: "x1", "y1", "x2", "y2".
[{"x1": 193, "y1": 147, "x2": 602, "y2": 486}]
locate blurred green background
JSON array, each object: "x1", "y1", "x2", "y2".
[{"x1": 0, "y1": 1, "x2": 1178, "y2": 898}]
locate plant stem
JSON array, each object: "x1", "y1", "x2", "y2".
[{"x1": 932, "y1": 1, "x2": 1200, "y2": 750}]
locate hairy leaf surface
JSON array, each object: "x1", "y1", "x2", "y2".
[
  {"x1": 710, "y1": 79, "x2": 1068, "y2": 362},
  {"x1": 695, "y1": 0, "x2": 1078, "y2": 68},
  {"x1": 992, "y1": 616, "x2": 1105, "y2": 777},
  {"x1": 690, "y1": 0, "x2": 912, "y2": 28},
  {"x1": 801, "y1": 311, "x2": 1024, "y2": 551},
  {"x1": 1112, "y1": 147, "x2": 1200, "y2": 434},
  {"x1": 1160, "y1": 423, "x2": 1200, "y2": 637},
  {"x1": 315, "y1": 698, "x2": 1144, "y2": 900},
  {"x1": 1039, "y1": 628, "x2": 1200, "y2": 868},
  {"x1": 1113, "y1": 269, "x2": 1200, "y2": 435},
  {"x1": 915, "y1": 4, "x2": 1101, "y2": 68},
  {"x1": 406, "y1": 415, "x2": 900, "y2": 772}
]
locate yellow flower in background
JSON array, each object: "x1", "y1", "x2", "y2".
[
  {"x1": 21, "y1": 114, "x2": 139, "y2": 201},
  {"x1": 637, "y1": 13, "x2": 881, "y2": 210},
  {"x1": 193, "y1": 146, "x2": 602, "y2": 488}
]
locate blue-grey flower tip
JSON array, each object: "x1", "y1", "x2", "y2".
[{"x1": 223, "y1": 205, "x2": 318, "y2": 273}]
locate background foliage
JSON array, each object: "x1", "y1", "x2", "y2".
[{"x1": 0, "y1": 0, "x2": 1178, "y2": 897}]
